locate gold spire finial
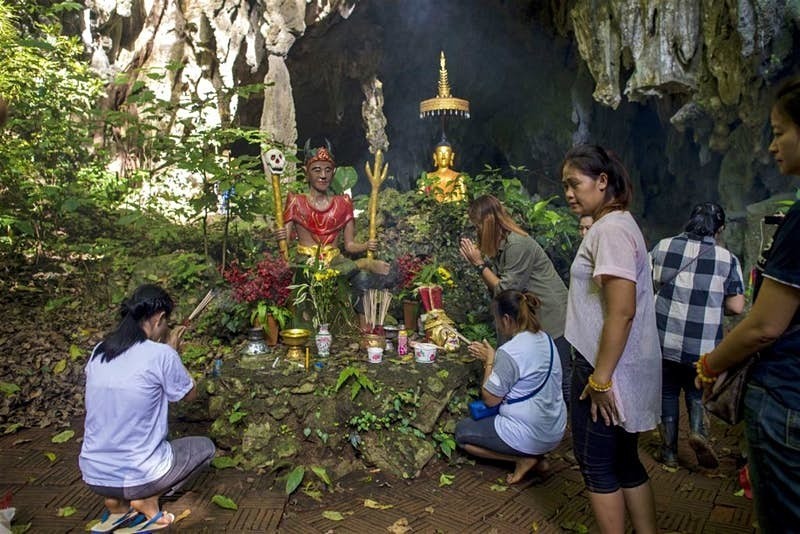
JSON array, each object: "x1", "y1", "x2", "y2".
[
  {"x1": 420, "y1": 51, "x2": 470, "y2": 119},
  {"x1": 438, "y1": 51, "x2": 451, "y2": 98}
]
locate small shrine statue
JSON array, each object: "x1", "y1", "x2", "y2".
[
  {"x1": 423, "y1": 309, "x2": 460, "y2": 352},
  {"x1": 421, "y1": 141, "x2": 466, "y2": 203}
]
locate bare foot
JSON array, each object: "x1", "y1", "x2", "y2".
[
  {"x1": 103, "y1": 497, "x2": 130, "y2": 514},
  {"x1": 534, "y1": 458, "x2": 550, "y2": 474},
  {"x1": 130, "y1": 497, "x2": 161, "y2": 520},
  {"x1": 507, "y1": 457, "x2": 540, "y2": 484}
]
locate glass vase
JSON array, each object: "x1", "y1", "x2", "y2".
[{"x1": 315, "y1": 323, "x2": 332, "y2": 357}]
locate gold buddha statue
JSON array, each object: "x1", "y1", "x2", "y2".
[{"x1": 421, "y1": 141, "x2": 466, "y2": 203}]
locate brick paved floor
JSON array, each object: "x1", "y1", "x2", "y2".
[{"x1": 1, "y1": 415, "x2": 754, "y2": 533}]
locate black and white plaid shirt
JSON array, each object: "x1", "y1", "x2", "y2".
[{"x1": 650, "y1": 233, "x2": 744, "y2": 364}]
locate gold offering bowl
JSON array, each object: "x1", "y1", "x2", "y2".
[
  {"x1": 360, "y1": 333, "x2": 386, "y2": 350},
  {"x1": 280, "y1": 329, "x2": 311, "y2": 360}
]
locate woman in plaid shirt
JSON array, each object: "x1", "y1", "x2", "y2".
[{"x1": 650, "y1": 203, "x2": 745, "y2": 469}]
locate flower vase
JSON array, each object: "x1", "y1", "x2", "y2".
[
  {"x1": 402, "y1": 299, "x2": 419, "y2": 332},
  {"x1": 315, "y1": 323, "x2": 332, "y2": 357},
  {"x1": 418, "y1": 284, "x2": 443, "y2": 312},
  {"x1": 264, "y1": 314, "x2": 279, "y2": 346}
]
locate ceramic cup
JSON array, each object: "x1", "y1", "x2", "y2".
[
  {"x1": 414, "y1": 342, "x2": 437, "y2": 363},
  {"x1": 367, "y1": 346, "x2": 383, "y2": 363}
]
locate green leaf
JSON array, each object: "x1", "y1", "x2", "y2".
[
  {"x1": 211, "y1": 494, "x2": 238, "y2": 510},
  {"x1": 0, "y1": 382, "x2": 20, "y2": 396},
  {"x1": 53, "y1": 359, "x2": 67, "y2": 374},
  {"x1": 4, "y1": 423, "x2": 23, "y2": 434},
  {"x1": 439, "y1": 473, "x2": 454, "y2": 487},
  {"x1": 311, "y1": 466, "x2": 331, "y2": 486},
  {"x1": 57, "y1": 506, "x2": 77, "y2": 517},
  {"x1": 332, "y1": 166, "x2": 357, "y2": 194},
  {"x1": 69, "y1": 344, "x2": 83, "y2": 360},
  {"x1": 322, "y1": 510, "x2": 344, "y2": 521},
  {"x1": 285, "y1": 466, "x2": 305, "y2": 495},
  {"x1": 229, "y1": 411, "x2": 247, "y2": 424},
  {"x1": 51, "y1": 430, "x2": 75, "y2": 443},
  {"x1": 303, "y1": 427, "x2": 311, "y2": 438},
  {"x1": 489, "y1": 483, "x2": 508, "y2": 492},
  {"x1": 44, "y1": 452, "x2": 56, "y2": 462},
  {"x1": 211, "y1": 456, "x2": 238, "y2": 469}
]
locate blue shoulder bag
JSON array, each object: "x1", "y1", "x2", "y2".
[{"x1": 468, "y1": 335, "x2": 554, "y2": 420}]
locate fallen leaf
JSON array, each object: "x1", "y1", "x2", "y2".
[
  {"x1": 173, "y1": 509, "x2": 191, "y2": 523},
  {"x1": 0, "y1": 382, "x2": 20, "y2": 397},
  {"x1": 387, "y1": 517, "x2": 412, "y2": 533},
  {"x1": 322, "y1": 510, "x2": 345, "y2": 521},
  {"x1": 211, "y1": 456, "x2": 238, "y2": 469},
  {"x1": 438, "y1": 473, "x2": 454, "y2": 487},
  {"x1": 85, "y1": 519, "x2": 100, "y2": 531},
  {"x1": 302, "y1": 487, "x2": 323, "y2": 501},
  {"x1": 285, "y1": 466, "x2": 305, "y2": 495},
  {"x1": 489, "y1": 484, "x2": 508, "y2": 492},
  {"x1": 51, "y1": 429, "x2": 75, "y2": 443},
  {"x1": 44, "y1": 452, "x2": 56, "y2": 462},
  {"x1": 69, "y1": 344, "x2": 84, "y2": 360},
  {"x1": 311, "y1": 465, "x2": 332, "y2": 486},
  {"x1": 531, "y1": 520, "x2": 539, "y2": 532},
  {"x1": 364, "y1": 499, "x2": 393, "y2": 510},
  {"x1": 53, "y1": 359, "x2": 67, "y2": 374},
  {"x1": 734, "y1": 488, "x2": 745, "y2": 497},
  {"x1": 12, "y1": 438, "x2": 31, "y2": 445},
  {"x1": 211, "y1": 494, "x2": 238, "y2": 510},
  {"x1": 424, "y1": 506, "x2": 434, "y2": 514},
  {"x1": 57, "y1": 506, "x2": 77, "y2": 517}
]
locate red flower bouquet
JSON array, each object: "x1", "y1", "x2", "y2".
[{"x1": 223, "y1": 255, "x2": 293, "y2": 330}]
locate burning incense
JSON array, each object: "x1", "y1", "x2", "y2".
[{"x1": 185, "y1": 289, "x2": 217, "y2": 325}]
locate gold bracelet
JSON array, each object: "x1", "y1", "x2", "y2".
[
  {"x1": 587, "y1": 374, "x2": 612, "y2": 392},
  {"x1": 695, "y1": 355, "x2": 718, "y2": 384}
]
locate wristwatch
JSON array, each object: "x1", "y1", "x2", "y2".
[{"x1": 476, "y1": 263, "x2": 487, "y2": 275}]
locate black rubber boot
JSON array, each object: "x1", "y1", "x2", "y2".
[
  {"x1": 655, "y1": 416, "x2": 679, "y2": 468},
  {"x1": 688, "y1": 400, "x2": 719, "y2": 468}
]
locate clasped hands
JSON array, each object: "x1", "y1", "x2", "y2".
[{"x1": 459, "y1": 237, "x2": 483, "y2": 267}]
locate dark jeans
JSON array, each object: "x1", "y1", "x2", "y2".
[
  {"x1": 744, "y1": 383, "x2": 800, "y2": 533},
  {"x1": 571, "y1": 352, "x2": 649, "y2": 493},
  {"x1": 454, "y1": 416, "x2": 531, "y2": 457},
  {"x1": 661, "y1": 359, "x2": 701, "y2": 420},
  {"x1": 89, "y1": 436, "x2": 216, "y2": 501}
]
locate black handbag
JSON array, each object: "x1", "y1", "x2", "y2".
[
  {"x1": 469, "y1": 335, "x2": 554, "y2": 420},
  {"x1": 703, "y1": 356, "x2": 756, "y2": 425}
]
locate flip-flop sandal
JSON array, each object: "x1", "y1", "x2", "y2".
[
  {"x1": 91, "y1": 509, "x2": 139, "y2": 533},
  {"x1": 115, "y1": 511, "x2": 175, "y2": 533}
]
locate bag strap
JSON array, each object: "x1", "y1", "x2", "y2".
[
  {"x1": 655, "y1": 242, "x2": 716, "y2": 295},
  {"x1": 504, "y1": 334, "x2": 554, "y2": 405}
]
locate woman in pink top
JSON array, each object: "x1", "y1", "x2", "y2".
[{"x1": 561, "y1": 145, "x2": 661, "y2": 534}]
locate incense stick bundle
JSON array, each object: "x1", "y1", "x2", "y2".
[
  {"x1": 378, "y1": 289, "x2": 391, "y2": 327},
  {"x1": 185, "y1": 289, "x2": 216, "y2": 324}
]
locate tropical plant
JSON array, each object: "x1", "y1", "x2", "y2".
[
  {"x1": 289, "y1": 258, "x2": 348, "y2": 329},
  {"x1": 412, "y1": 258, "x2": 455, "y2": 289}
]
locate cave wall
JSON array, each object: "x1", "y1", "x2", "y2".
[{"x1": 77, "y1": 0, "x2": 800, "y2": 247}]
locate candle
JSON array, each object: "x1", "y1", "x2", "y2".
[{"x1": 305, "y1": 347, "x2": 310, "y2": 371}]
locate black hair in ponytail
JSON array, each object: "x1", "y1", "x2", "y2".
[{"x1": 94, "y1": 284, "x2": 174, "y2": 362}]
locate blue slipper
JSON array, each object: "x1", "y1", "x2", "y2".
[
  {"x1": 90, "y1": 509, "x2": 140, "y2": 533},
  {"x1": 115, "y1": 511, "x2": 174, "y2": 533}
]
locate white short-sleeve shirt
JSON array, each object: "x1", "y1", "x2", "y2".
[
  {"x1": 484, "y1": 330, "x2": 567, "y2": 454},
  {"x1": 79, "y1": 340, "x2": 194, "y2": 487},
  {"x1": 565, "y1": 211, "x2": 662, "y2": 432}
]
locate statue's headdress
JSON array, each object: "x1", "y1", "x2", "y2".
[{"x1": 303, "y1": 138, "x2": 336, "y2": 167}]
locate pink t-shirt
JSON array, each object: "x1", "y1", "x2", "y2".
[{"x1": 565, "y1": 210, "x2": 661, "y2": 432}]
